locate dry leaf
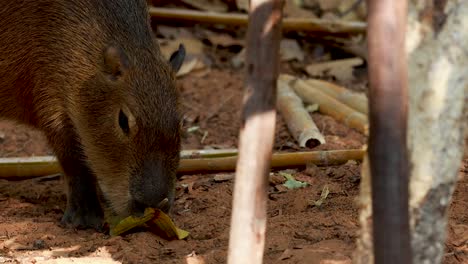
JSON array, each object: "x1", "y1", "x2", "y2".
[
  {"x1": 156, "y1": 26, "x2": 190, "y2": 40},
  {"x1": 321, "y1": 11, "x2": 340, "y2": 20},
  {"x1": 147, "y1": 209, "x2": 190, "y2": 240},
  {"x1": 305, "y1": 58, "x2": 363, "y2": 82},
  {"x1": 313, "y1": 185, "x2": 330, "y2": 207},
  {"x1": 338, "y1": 0, "x2": 367, "y2": 21},
  {"x1": 236, "y1": 0, "x2": 249, "y2": 11},
  {"x1": 177, "y1": 58, "x2": 207, "y2": 77},
  {"x1": 318, "y1": 0, "x2": 342, "y2": 11},
  {"x1": 280, "y1": 39, "x2": 305, "y2": 62},
  {"x1": 213, "y1": 173, "x2": 234, "y2": 182},
  {"x1": 110, "y1": 208, "x2": 189, "y2": 240},
  {"x1": 181, "y1": 0, "x2": 228, "y2": 12},
  {"x1": 284, "y1": 0, "x2": 317, "y2": 18},
  {"x1": 206, "y1": 34, "x2": 244, "y2": 48},
  {"x1": 231, "y1": 48, "x2": 246, "y2": 68}
]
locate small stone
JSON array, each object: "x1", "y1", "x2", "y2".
[{"x1": 33, "y1": 239, "x2": 46, "y2": 249}]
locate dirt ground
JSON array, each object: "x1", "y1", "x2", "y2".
[{"x1": 0, "y1": 26, "x2": 467, "y2": 264}]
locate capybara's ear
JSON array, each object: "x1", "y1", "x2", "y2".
[
  {"x1": 103, "y1": 45, "x2": 129, "y2": 80},
  {"x1": 169, "y1": 44, "x2": 185, "y2": 73}
]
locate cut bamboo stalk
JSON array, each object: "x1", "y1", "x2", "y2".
[
  {"x1": 0, "y1": 150, "x2": 365, "y2": 180},
  {"x1": 277, "y1": 75, "x2": 325, "y2": 148},
  {"x1": 305, "y1": 79, "x2": 368, "y2": 114},
  {"x1": 180, "y1": 148, "x2": 238, "y2": 158},
  {"x1": 180, "y1": 149, "x2": 364, "y2": 173},
  {"x1": 0, "y1": 156, "x2": 61, "y2": 180},
  {"x1": 148, "y1": 7, "x2": 366, "y2": 35},
  {"x1": 292, "y1": 78, "x2": 369, "y2": 134}
]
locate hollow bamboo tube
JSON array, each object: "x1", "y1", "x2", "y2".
[
  {"x1": 292, "y1": 78, "x2": 368, "y2": 134},
  {"x1": 304, "y1": 79, "x2": 368, "y2": 114},
  {"x1": 277, "y1": 75, "x2": 325, "y2": 148}
]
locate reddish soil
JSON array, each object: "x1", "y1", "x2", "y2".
[{"x1": 0, "y1": 29, "x2": 467, "y2": 264}]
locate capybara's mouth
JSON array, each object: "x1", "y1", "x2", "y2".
[{"x1": 128, "y1": 197, "x2": 171, "y2": 217}]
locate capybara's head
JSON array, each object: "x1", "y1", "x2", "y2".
[{"x1": 72, "y1": 42, "x2": 185, "y2": 217}]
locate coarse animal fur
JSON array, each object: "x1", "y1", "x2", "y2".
[{"x1": 0, "y1": 0, "x2": 185, "y2": 230}]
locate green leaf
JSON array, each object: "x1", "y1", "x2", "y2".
[{"x1": 280, "y1": 172, "x2": 308, "y2": 189}]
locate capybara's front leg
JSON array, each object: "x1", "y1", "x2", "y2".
[{"x1": 46, "y1": 124, "x2": 104, "y2": 231}]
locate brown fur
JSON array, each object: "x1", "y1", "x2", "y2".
[{"x1": 0, "y1": 0, "x2": 184, "y2": 230}]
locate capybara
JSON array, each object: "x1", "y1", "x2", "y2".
[{"x1": 0, "y1": 0, "x2": 185, "y2": 230}]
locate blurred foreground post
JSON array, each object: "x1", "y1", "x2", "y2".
[
  {"x1": 356, "y1": 1, "x2": 468, "y2": 263},
  {"x1": 366, "y1": 0, "x2": 412, "y2": 263},
  {"x1": 227, "y1": 0, "x2": 284, "y2": 263}
]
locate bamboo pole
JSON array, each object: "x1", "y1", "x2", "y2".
[
  {"x1": 179, "y1": 149, "x2": 364, "y2": 173},
  {"x1": 180, "y1": 148, "x2": 238, "y2": 158},
  {"x1": 0, "y1": 156, "x2": 61, "y2": 180},
  {"x1": 292, "y1": 78, "x2": 368, "y2": 134},
  {"x1": 305, "y1": 79, "x2": 368, "y2": 114},
  {"x1": 277, "y1": 75, "x2": 325, "y2": 148},
  {"x1": 148, "y1": 7, "x2": 366, "y2": 34},
  {"x1": 0, "y1": 149, "x2": 365, "y2": 180},
  {"x1": 227, "y1": 0, "x2": 284, "y2": 263}
]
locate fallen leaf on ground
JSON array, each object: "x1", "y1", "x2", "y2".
[
  {"x1": 181, "y1": 0, "x2": 228, "y2": 12},
  {"x1": 306, "y1": 103, "x2": 319, "y2": 113},
  {"x1": 177, "y1": 58, "x2": 207, "y2": 77},
  {"x1": 231, "y1": 48, "x2": 246, "y2": 68},
  {"x1": 205, "y1": 34, "x2": 244, "y2": 48},
  {"x1": 109, "y1": 208, "x2": 189, "y2": 240},
  {"x1": 281, "y1": 172, "x2": 308, "y2": 189},
  {"x1": 187, "y1": 126, "x2": 200, "y2": 133},
  {"x1": 213, "y1": 173, "x2": 233, "y2": 182},
  {"x1": 313, "y1": 185, "x2": 330, "y2": 207},
  {"x1": 338, "y1": 0, "x2": 367, "y2": 21},
  {"x1": 280, "y1": 39, "x2": 305, "y2": 62},
  {"x1": 236, "y1": 0, "x2": 249, "y2": 11},
  {"x1": 147, "y1": 209, "x2": 190, "y2": 240},
  {"x1": 284, "y1": 0, "x2": 317, "y2": 18},
  {"x1": 156, "y1": 26, "x2": 193, "y2": 40},
  {"x1": 305, "y1": 58, "x2": 363, "y2": 82},
  {"x1": 318, "y1": 0, "x2": 342, "y2": 11}
]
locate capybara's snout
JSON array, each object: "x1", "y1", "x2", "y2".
[{"x1": 129, "y1": 159, "x2": 176, "y2": 216}]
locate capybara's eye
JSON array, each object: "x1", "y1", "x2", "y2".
[{"x1": 119, "y1": 109, "x2": 130, "y2": 135}]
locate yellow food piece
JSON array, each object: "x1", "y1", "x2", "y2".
[
  {"x1": 109, "y1": 208, "x2": 189, "y2": 240},
  {"x1": 147, "y1": 209, "x2": 190, "y2": 240}
]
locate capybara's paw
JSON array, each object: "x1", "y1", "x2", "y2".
[{"x1": 60, "y1": 204, "x2": 104, "y2": 232}]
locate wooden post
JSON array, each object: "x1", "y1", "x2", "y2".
[
  {"x1": 356, "y1": 1, "x2": 468, "y2": 263},
  {"x1": 227, "y1": 0, "x2": 284, "y2": 263},
  {"x1": 366, "y1": 0, "x2": 412, "y2": 263}
]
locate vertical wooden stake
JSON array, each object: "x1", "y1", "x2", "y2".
[
  {"x1": 366, "y1": 0, "x2": 411, "y2": 263},
  {"x1": 227, "y1": 0, "x2": 284, "y2": 263}
]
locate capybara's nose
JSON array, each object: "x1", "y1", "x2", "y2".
[{"x1": 130, "y1": 196, "x2": 172, "y2": 217}]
